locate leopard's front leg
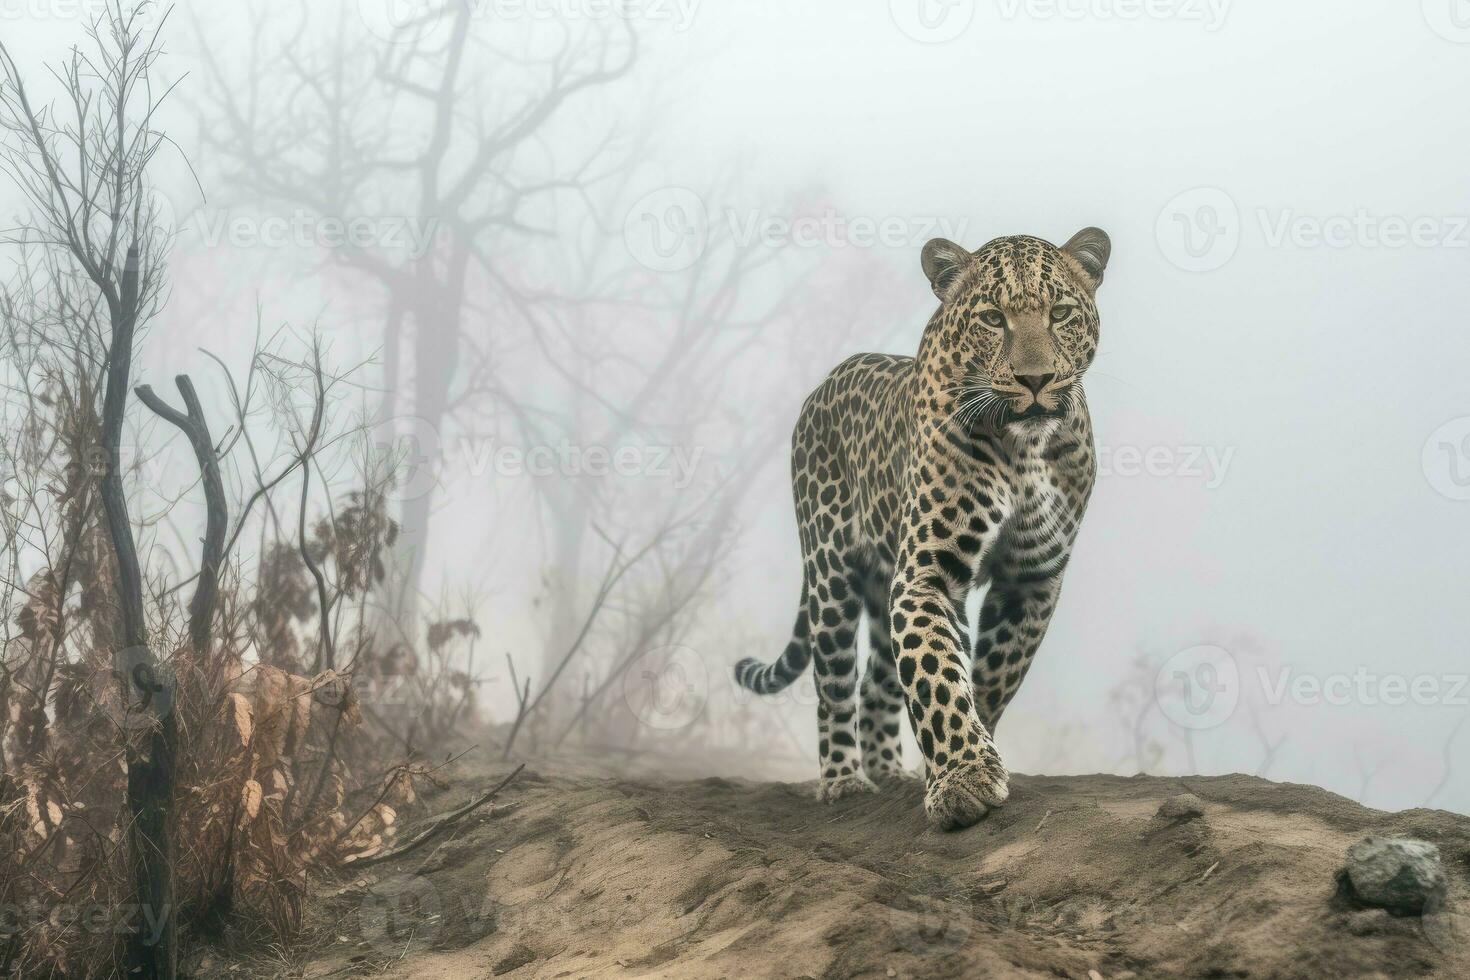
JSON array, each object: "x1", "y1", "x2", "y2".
[
  {"x1": 972, "y1": 573, "x2": 1065, "y2": 732},
  {"x1": 889, "y1": 498, "x2": 1010, "y2": 830}
]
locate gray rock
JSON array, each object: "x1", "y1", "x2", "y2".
[{"x1": 1344, "y1": 836, "x2": 1447, "y2": 915}]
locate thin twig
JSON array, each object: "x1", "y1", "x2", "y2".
[{"x1": 349, "y1": 764, "x2": 525, "y2": 869}]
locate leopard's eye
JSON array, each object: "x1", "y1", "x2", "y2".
[
  {"x1": 1049, "y1": 305, "x2": 1075, "y2": 325},
  {"x1": 978, "y1": 310, "x2": 1006, "y2": 329}
]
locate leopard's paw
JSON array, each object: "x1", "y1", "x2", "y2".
[
  {"x1": 867, "y1": 762, "x2": 922, "y2": 787},
  {"x1": 923, "y1": 750, "x2": 1010, "y2": 831},
  {"x1": 818, "y1": 771, "x2": 879, "y2": 802}
]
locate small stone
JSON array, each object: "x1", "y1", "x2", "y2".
[
  {"x1": 1155, "y1": 794, "x2": 1205, "y2": 822},
  {"x1": 1344, "y1": 836, "x2": 1446, "y2": 915}
]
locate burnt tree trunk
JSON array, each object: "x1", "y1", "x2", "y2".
[
  {"x1": 134, "y1": 374, "x2": 228, "y2": 655},
  {"x1": 136, "y1": 372, "x2": 229, "y2": 930},
  {"x1": 100, "y1": 245, "x2": 176, "y2": 980}
]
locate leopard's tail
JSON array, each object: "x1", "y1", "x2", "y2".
[{"x1": 734, "y1": 586, "x2": 811, "y2": 695}]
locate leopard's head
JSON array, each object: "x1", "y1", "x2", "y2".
[{"x1": 920, "y1": 228, "x2": 1110, "y2": 424}]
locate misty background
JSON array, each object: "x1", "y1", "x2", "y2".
[{"x1": 4, "y1": 0, "x2": 1468, "y2": 813}]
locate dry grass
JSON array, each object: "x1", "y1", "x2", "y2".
[{"x1": 0, "y1": 478, "x2": 445, "y2": 975}]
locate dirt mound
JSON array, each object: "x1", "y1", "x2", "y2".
[{"x1": 258, "y1": 759, "x2": 1470, "y2": 979}]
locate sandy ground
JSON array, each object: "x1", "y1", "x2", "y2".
[{"x1": 224, "y1": 754, "x2": 1470, "y2": 979}]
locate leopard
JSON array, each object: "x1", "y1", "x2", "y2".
[{"x1": 735, "y1": 227, "x2": 1109, "y2": 830}]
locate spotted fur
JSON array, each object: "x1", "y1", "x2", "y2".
[{"x1": 735, "y1": 229, "x2": 1110, "y2": 830}]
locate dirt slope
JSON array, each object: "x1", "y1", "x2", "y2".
[{"x1": 262, "y1": 759, "x2": 1470, "y2": 979}]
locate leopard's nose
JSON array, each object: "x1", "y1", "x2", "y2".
[{"x1": 1015, "y1": 373, "x2": 1055, "y2": 397}]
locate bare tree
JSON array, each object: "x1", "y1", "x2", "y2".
[
  {"x1": 0, "y1": 7, "x2": 493, "y2": 975},
  {"x1": 190, "y1": 1, "x2": 638, "y2": 633},
  {"x1": 1, "y1": 6, "x2": 180, "y2": 973}
]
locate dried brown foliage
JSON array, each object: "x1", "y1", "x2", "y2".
[
  {"x1": 0, "y1": 482, "x2": 429, "y2": 975},
  {"x1": 0, "y1": 311, "x2": 436, "y2": 975}
]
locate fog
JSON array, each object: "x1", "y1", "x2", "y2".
[{"x1": 4, "y1": 0, "x2": 1469, "y2": 813}]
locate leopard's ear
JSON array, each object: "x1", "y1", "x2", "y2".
[
  {"x1": 921, "y1": 238, "x2": 970, "y2": 298},
  {"x1": 1061, "y1": 227, "x2": 1111, "y2": 289}
]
